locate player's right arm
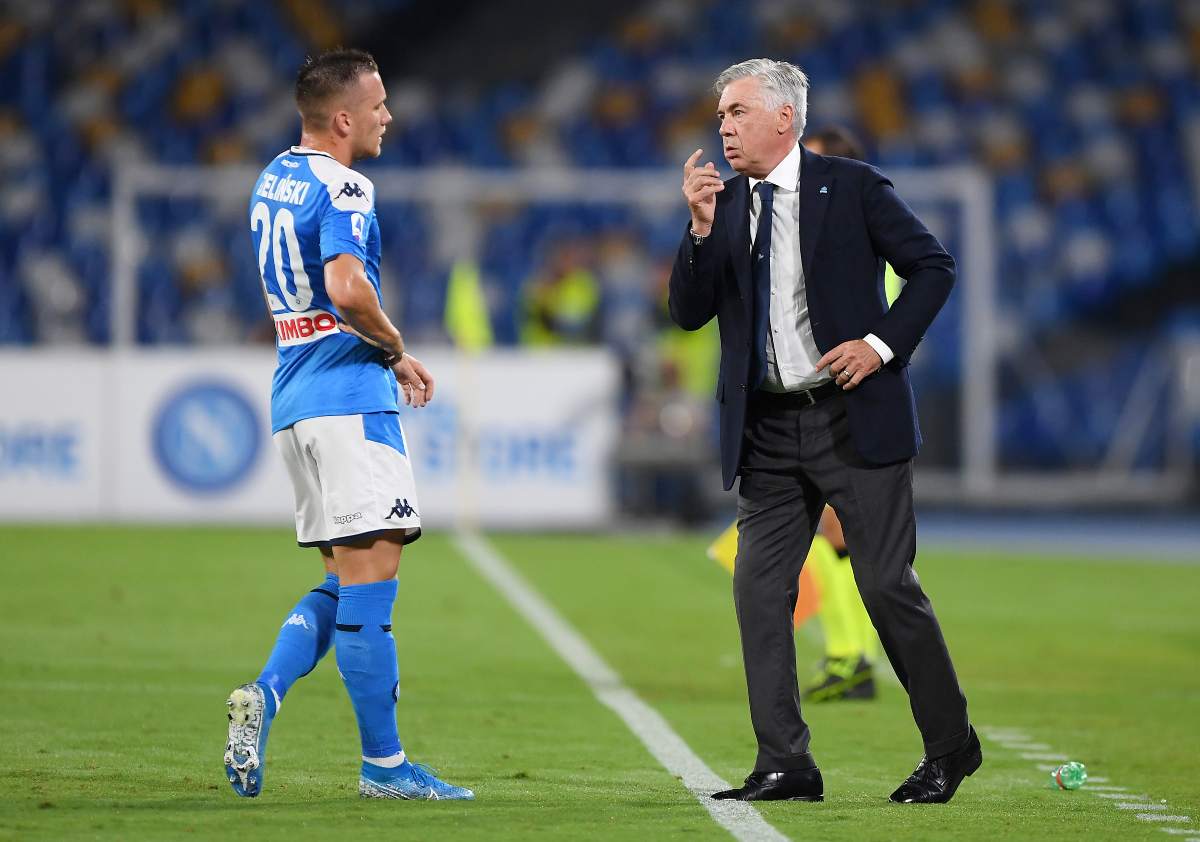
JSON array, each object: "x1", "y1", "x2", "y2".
[
  {"x1": 325, "y1": 253, "x2": 404, "y2": 357},
  {"x1": 325, "y1": 257, "x2": 434, "y2": 408}
]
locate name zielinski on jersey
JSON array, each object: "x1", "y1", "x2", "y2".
[{"x1": 256, "y1": 172, "x2": 311, "y2": 206}]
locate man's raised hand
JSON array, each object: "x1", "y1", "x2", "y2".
[{"x1": 683, "y1": 149, "x2": 723, "y2": 236}]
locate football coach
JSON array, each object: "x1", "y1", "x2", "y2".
[{"x1": 669, "y1": 58, "x2": 980, "y2": 805}]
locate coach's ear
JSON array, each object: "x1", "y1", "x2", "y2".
[{"x1": 776, "y1": 103, "x2": 794, "y2": 136}]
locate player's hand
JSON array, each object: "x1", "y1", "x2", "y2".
[
  {"x1": 683, "y1": 149, "x2": 722, "y2": 235},
  {"x1": 815, "y1": 340, "x2": 883, "y2": 392},
  {"x1": 393, "y1": 354, "x2": 435, "y2": 407}
]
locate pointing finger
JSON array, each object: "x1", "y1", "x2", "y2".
[{"x1": 685, "y1": 148, "x2": 703, "y2": 173}]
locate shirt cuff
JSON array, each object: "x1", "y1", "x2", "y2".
[{"x1": 863, "y1": 333, "x2": 894, "y2": 365}]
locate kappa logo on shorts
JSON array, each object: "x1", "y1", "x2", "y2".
[
  {"x1": 333, "y1": 511, "x2": 363, "y2": 525},
  {"x1": 385, "y1": 498, "x2": 418, "y2": 520},
  {"x1": 334, "y1": 181, "x2": 365, "y2": 200},
  {"x1": 283, "y1": 613, "x2": 310, "y2": 630}
]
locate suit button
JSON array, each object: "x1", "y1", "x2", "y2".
[{"x1": 739, "y1": 384, "x2": 747, "y2": 391}]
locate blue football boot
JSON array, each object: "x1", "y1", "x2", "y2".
[
  {"x1": 223, "y1": 682, "x2": 276, "y2": 797},
  {"x1": 358, "y1": 760, "x2": 475, "y2": 800}
]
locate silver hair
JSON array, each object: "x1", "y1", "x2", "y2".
[{"x1": 713, "y1": 58, "x2": 809, "y2": 139}]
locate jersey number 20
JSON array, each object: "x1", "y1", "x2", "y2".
[{"x1": 251, "y1": 201, "x2": 313, "y2": 312}]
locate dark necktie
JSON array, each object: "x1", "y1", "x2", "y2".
[{"x1": 750, "y1": 181, "x2": 775, "y2": 389}]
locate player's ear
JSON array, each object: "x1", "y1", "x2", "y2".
[{"x1": 332, "y1": 109, "x2": 351, "y2": 138}]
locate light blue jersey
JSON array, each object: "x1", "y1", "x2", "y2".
[{"x1": 249, "y1": 146, "x2": 398, "y2": 433}]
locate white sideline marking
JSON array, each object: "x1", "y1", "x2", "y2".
[
  {"x1": 980, "y1": 730, "x2": 1029, "y2": 739},
  {"x1": 999, "y1": 742, "x2": 1051, "y2": 751},
  {"x1": 1020, "y1": 752, "x2": 1065, "y2": 760},
  {"x1": 1099, "y1": 796, "x2": 1152, "y2": 806},
  {"x1": 981, "y1": 725, "x2": 1194, "y2": 835},
  {"x1": 1137, "y1": 815, "x2": 1192, "y2": 823},
  {"x1": 1035, "y1": 764, "x2": 1058, "y2": 771},
  {"x1": 454, "y1": 532, "x2": 788, "y2": 842}
]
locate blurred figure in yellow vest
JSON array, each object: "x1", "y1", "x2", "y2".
[{"x1": 520, "y1": 239, "x2": 601, "y2": 346}]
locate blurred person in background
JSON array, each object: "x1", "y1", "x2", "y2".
[
  {"x1": 223, "y1": 48, "x2": 473, "y2": 803},
  {"x1": 671, "y1": 59, "x2": 977, "y2": 804},
  {"x1": 519, "y1": 238, "x2": 601, "y2": 345},
  {"x1": 799, "y1": 125, "x2": 892, "y2": 702}
]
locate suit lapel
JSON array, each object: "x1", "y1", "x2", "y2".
[
  {"x1": 724, "y1": 175, "x2": 752, "y2": 308},
  {"x1": 797, "y1": 146, "x2": 833, "y2": 282}
]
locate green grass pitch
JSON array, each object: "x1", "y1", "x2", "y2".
[{"x1": 1, "y1": 526, "x2": 1196, "y2": 840}]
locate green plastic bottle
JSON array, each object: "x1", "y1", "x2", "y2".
[{"x1": 1050, "y1": 761, "x2": 1087, "y2": 790}]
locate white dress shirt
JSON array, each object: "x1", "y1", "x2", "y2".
[{"x1": 748, "y1": 143, "x2": 893, "y2": 392}]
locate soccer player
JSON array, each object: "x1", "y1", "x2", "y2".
[{"x1": 223, "y1": 48, "x2": 473, "y2": 801}]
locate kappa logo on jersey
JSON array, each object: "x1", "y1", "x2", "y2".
[
  {"x1": 385, "y1": 498, "x2": 418, "y2": 520},
  {"x1": 351, "y1": 212, "x2": 365, "y2": 242},
  {"x1": 334, "y1": 182, "x2": 365, "y2": 200},
  {"x1": 273, "y1": 308, "x2": 341, "y2": 347},
  {"x1": 283, "y1": 613, "x2": 311, "y2": 630}
]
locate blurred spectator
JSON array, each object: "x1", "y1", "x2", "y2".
[{"x1": 519, "y1": 239, "x2": 601, "y2": 346}]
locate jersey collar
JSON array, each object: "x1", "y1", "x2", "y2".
[{"x1": 288, "y1": 145, "x2": 335, "y2": 159}]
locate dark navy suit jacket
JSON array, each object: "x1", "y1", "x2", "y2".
[{"x1": 668, "y1": 145, "x2": 956, "y2": 490}]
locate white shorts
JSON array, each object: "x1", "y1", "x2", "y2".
[{"x1": 273, "y1": 412, "x2": 421, "y2": 548}]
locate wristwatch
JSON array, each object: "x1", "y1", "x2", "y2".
[{"x1": 690, "y1": 225, "x2": 709, "y2": 246}]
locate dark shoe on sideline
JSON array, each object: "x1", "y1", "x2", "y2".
[
  {"x1": 802, "y1": 656, "x2": 876, "y2": 702},
  {"x1": 889, "y1": 725, "x2": 982, "y2": 804},
  {"x1": 712, "y1": 767, "x2": 824, "y2": 802}
]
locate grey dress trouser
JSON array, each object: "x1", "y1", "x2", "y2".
[{"x1": 734, "y1": 389, "x2": 970, "y2": 772}]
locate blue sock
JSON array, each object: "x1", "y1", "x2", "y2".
[
  {"x1": 335, "y1": 579, "x2": 403, "y2": 760},
  {"x1": 256, "y1": 573, "x2": 339, "y2": 708}
]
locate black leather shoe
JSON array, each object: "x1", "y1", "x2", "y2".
[
  {"x1": 889, "y1": 725, "x2": 982, "y2": 804},
  {"x1": 712, "y1": 767, "x2": 823, "y2": 801}
]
